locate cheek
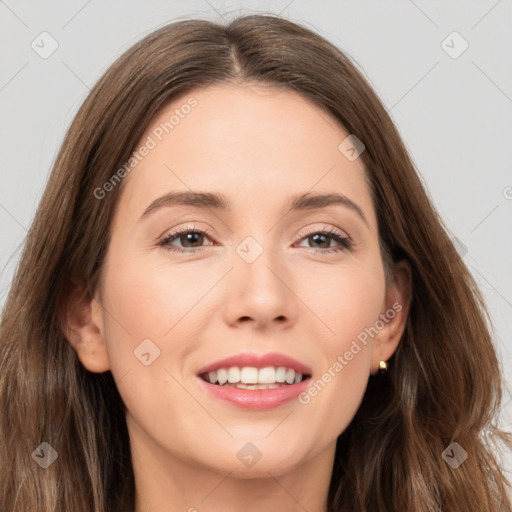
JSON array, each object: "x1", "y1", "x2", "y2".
[
  {"x1": 293, "y1": 259, "x2": 385, "y2": 434},
  {"x1": 97, "y1": 252, "x2": 214, "y2": 449},
  {"x1": 296, "y1": 255, "x2": 385, "y2": 343},
  {"x1": 325, "y1": 261, "x2": 384, "y2": 371},
  {"x1": 101, "y1": 251, "x2": 211, "y2": 342},
  {"x1": 98, "y1": 248, "x2": 230, "y2": 404}
]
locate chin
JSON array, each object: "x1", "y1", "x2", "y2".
[{"x1": 197, "y1": 442, "x2": 308, "y2": 479}]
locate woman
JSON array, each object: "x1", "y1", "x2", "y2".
[{"x1": 0, "y1": 13, "x2": 510, "y2": 512}]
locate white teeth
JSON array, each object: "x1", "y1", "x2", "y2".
[
  {"x1": 227, "y1": 367, "x2": 240, "y2": 383},
  {"x1": 217, "y1": 368, "x2": 228, "y2": 385},
  {"x1": 258, "y1": 367, "x2": 276, "y2": 384},
  {"x1": 275, "y1": 366, "x2": 287, "y2": 383},
  {"x1": 203, "y1": 365, "x2": 307, "y2": 386},
  {"x1": 240, "y1": 367, "x2": 258, "y2": 384}
]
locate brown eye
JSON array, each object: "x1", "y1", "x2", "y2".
[
  {"x1": 308, "y1": 233, "x2": 331, "y2": 249},
  {"x1": 296, "y1": 229, "x2": 352, "y2": 253},
  {"x1": 176, "y1": 231, "x2": 205, "y2": 248},
  {"x1": 158, "y1": 226, "x2": 215, "y2": 253}
]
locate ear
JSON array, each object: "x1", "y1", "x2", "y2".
[
  {"x1": 370, "y1": 260, "x2": 412, "y2": 375},
  {"x1": 61, "y1": 278, "x2": 111, "y2": 373}
]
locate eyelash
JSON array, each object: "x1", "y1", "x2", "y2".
[{"x1": 157, "y1": 225, "x2": 353, "y2": 254}]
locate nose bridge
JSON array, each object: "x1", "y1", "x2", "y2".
[
  {"x1": 236, "y1": 232, "x2": 284, "y2": 299},
  {"x1": 223, "y1": 230, "x2": 296, "y2": 326}
]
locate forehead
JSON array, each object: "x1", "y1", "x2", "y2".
[{"x1": 118, "y1": 83, "x2": 375, "y2": 227}]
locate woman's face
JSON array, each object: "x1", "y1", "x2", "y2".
[{"x1": 81, "y1": 83, "x2": 409, "y2": 479}]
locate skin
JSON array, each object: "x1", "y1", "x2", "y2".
[{"x1": 65, "y1": 83, "x2": 411, "y2": 512}]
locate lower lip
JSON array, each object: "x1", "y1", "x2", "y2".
[{"x1": 197, "y1": 377, "x2": 311, "y2": 410}]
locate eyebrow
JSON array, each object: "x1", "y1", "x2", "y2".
[{"x1": 139, "y1": 190, "x2": 368, "y2": 225}]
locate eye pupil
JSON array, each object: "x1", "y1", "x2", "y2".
[
  {"x1": 182, "y1": 232, "x2": 203, "y2": 247},
  {"x1": 310, "y1": 233, "x2": 329, "y2": 248}
]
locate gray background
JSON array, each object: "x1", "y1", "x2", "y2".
[{"x1": 1, "y1": 0, "x2": 511, "y2": 473}]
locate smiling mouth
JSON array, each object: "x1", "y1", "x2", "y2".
[{"x1": 199, "y1": 366, "x2": 311, "y2": 390}]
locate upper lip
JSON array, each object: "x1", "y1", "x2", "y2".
[{"x1": 197, "y1": 352, "x2": 312, "y2": 376}]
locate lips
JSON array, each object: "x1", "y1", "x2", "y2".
[{"x1": 196, "y1": 352, "x2": 312, "y2": 410}]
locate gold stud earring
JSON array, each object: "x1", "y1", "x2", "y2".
[{"x1": 379, "y1": 360, "x2": 388, "y2": 372}]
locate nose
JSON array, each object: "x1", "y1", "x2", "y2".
[{"x1": 222, "y1": 243, "x2": 298, "y2": 331}]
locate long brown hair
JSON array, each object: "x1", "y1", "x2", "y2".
[{"x1": 0, "y1": 14, "x2": 510, "y2": 512}]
